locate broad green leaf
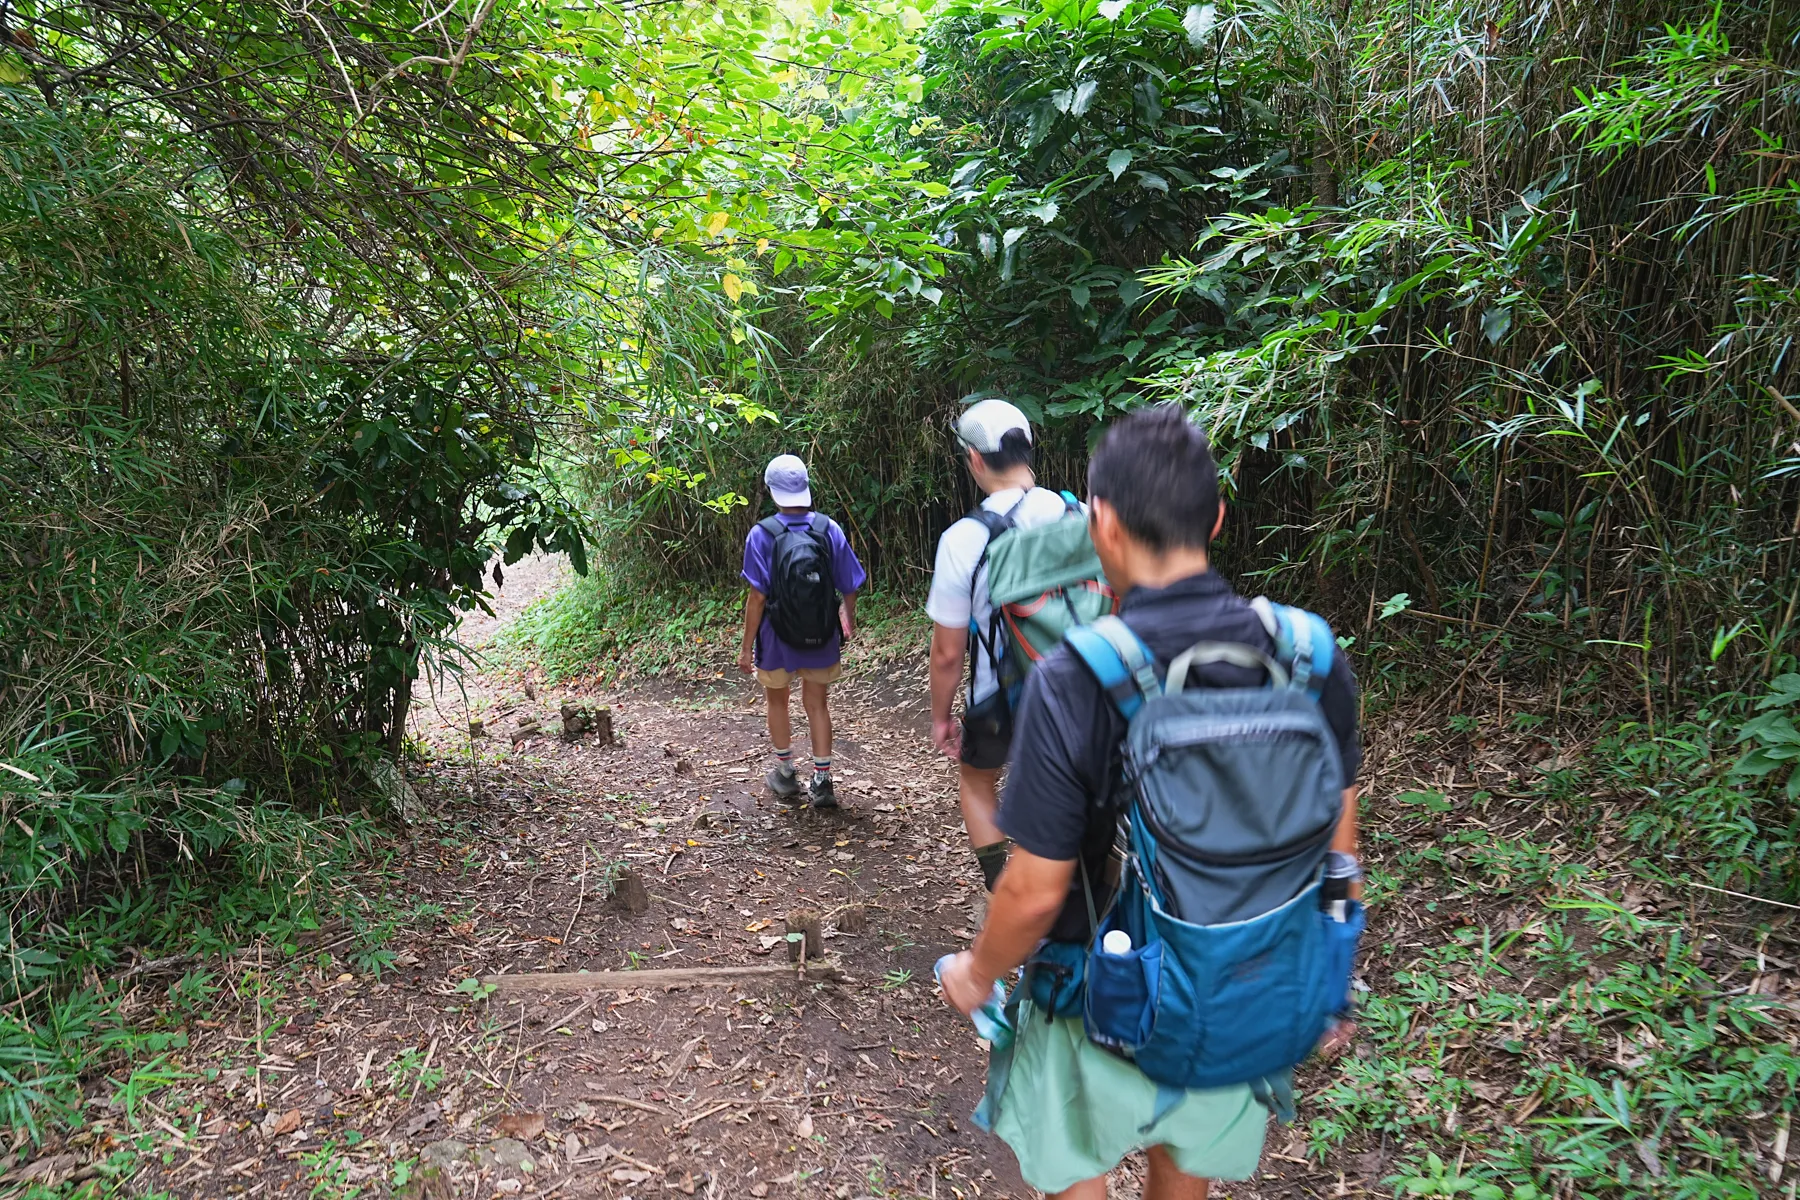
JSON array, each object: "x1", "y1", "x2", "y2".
[
  {"x1": 1098, "y1": 0, "x2": 1132, "y2": 18},
  {"x1": 1755, "y1": 673, "x2": 1800, "y2": 710},
  {"x1": 1107, "y1": 148, "x2": 1134, "y2": 180}
]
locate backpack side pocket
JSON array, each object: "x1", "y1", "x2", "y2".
[
  {"x1": 1083, "y1": 905, "x2": 1163, "y2": 1053},
  {"x1": 1318, "y1": 898, "x2": 1365, "y2": 1019}
]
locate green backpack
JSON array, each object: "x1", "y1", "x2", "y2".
[{"x1": 970, "y1": 490, "x2": 1119, "y2": 698}]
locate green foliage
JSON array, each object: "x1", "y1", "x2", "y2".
[
  {"x1": 502, "y1": 564, "x2": 928, "y2": 684},
  {"x1": 1322, "y1": 873, "x2": 1794, "y2": 1199},
  {"x1": 1582, "y1": 679, "x2": 1800, "y2": 901},
  {"x1": 0, "y1": 0, "x2": 955, "y2": 1139},
  {"x1": 885, "y1": 0, "x2": 1316, "y2": 422},
  {"x1": 500, "y1": 568, "x2": 743, "y2": 683},
  {"x1": 1129, "y1": 0, "x2": 1800, "y2": 699}
]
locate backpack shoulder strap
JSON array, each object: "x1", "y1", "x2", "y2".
[
  {"x1": 1065, "y1": 615, "x2": 1160, "y2": 720},
  {"x1": 966, "y1": 495, "x2": 1027, "y2": 603},
  {"x1": 1249, "y1": 597, "x2": 1335, "y2": 697},
  {"x1": 757, "y1": 514, "x2": 785, "y2": 540},
  {"x1": 966, "y1": 508, "x2": 1011, "y2": 538},
  {"x1": 1059, "y1": 489, "x2": 1081, "y2": 514},
  {"x1": 807, "y1": 513, "x2": 829, "y2": 536}
]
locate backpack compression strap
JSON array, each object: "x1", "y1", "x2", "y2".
[{"x1": 1065, "y1": 615, "x2": 1160, "y2": 720}]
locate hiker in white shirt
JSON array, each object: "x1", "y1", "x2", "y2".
[{"x1": 925, "y1": 398, "x2": 1073, "y2": 891}]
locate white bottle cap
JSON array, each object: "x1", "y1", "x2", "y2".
[{"x1": 1102, "y1": 929, "x2": 1132, "y2": 955}]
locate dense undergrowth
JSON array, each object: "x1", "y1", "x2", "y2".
[{"x1": 1, "y1": 0, "x2": 932, "y2": 1160}]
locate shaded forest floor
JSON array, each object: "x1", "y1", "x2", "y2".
[{"x1": 18, "y1": 559, "x2": 1798, "y2": 1199}]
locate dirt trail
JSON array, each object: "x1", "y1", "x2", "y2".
[{"x1": 143, "y1": 562, "x2": 1353, "y2": 1200}]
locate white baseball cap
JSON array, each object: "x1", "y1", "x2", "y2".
[
  {"x1": 764, "y1": 454, "x2": 811, "y2": 507},
  {"x1": 956, "y1": 397, "x2": 1032, "y2": 455}
]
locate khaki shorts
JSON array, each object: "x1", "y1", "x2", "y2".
[{"x1": 755, "y1": 662, "x2": 844, "y2": 690}]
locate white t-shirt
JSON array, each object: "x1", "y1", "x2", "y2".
[{"x1": 926, "y1": 486, "x2": 1079, "y2": 703}]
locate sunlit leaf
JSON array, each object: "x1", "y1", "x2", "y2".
[{"x1": 1182, "y1": 3, "x2": 1217, "y2": 47}]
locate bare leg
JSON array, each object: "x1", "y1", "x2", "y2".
[
  {"x1": 764, "y1": 685, "x2": 792, "y2": 752},
  {"x1": 1144, "y1": 1145, "x2": 1210, "y2": 1200},
  {"x1": 957, "y1": 763, "x2": 1004, "y2": 846},
  {"x1": 1046, "y1": 1175, "x2": 1107, "y2": 1200},
  {"x1": 800, "y1": 680, "x2": 832, "y2": 760}
]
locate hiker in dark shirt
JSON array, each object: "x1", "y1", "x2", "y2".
[{"x1": 939, "y1": 407, "x2": 1363, "y2": 1199}]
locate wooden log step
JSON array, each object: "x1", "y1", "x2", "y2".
[{"x1": 482, "y1": 960, "x2": 842, "y2": 994}]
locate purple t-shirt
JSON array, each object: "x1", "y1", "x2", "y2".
[{"x1": 741, "y1": 511, "x2": 867, "y2": 670}]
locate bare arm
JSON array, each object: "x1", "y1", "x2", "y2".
[
  {"x1": 840, "y1": 591, "x2": 857, "y2": 640},
  {"x1": 1332, "y1": 785, "x2": 1361, "y2": 899},
  {"x1": 929, "y1": 622, "x2": 968, "y2": 758},
  {"x1": 940, "y1": 847, "x2": 1073, "y2": 1015},
  {"x1": 737, "y1": 588, "x2": 765, "y2": 673}
]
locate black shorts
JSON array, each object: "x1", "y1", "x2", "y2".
[{"x1": 960, "y1": 689, "x2": 1013, "y2": 771}]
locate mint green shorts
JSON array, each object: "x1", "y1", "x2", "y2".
[{"x1": 989, "y1": 1002, "x2": 1270, "y2": 1194}]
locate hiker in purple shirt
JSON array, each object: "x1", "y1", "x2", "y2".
[{"x1": 736, "y1": 455, "x2": 866, "y2": 809}]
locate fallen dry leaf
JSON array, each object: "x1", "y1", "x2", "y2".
[
  {"x1": 795, "y1": 1113, "x2": 814, "y2": 1138},
  {"x1": 610, "y1": 1168, "x2": 653, "y2": 1183},
  {"x1": 261, "y1": 1109, "x2": 302, "y2": 1137},
  {"x1": 495, "y1": 1112, "x2": 547, "y2": 1140},
  {"x1": 751, "y1": 1184, "x2": 770, "y2": 1198},
  {"x1": 16, "y1": 1154, "x2": 80, "y2": 1184},
  {"x1": 402, "y1": 1102, "x2": 442, "y2": 1137}
]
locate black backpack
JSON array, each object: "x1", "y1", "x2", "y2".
[{"x1": 758, "y1": 514, "x2": 839, "y2": 650}]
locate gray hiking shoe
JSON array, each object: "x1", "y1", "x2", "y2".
[
  {"x1": 808, "y1": 775, "x2": 838, "y2": 809},
  {"x1": 766, "y1": 766, "x2": 802, "y2": 801}
]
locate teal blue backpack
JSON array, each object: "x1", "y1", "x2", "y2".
[{"x1": 1047, "y1": 600, "x2": 1364, "y2": 1090}]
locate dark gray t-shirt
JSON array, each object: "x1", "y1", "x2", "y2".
[{"x1": 998, "y1": 570, "x2": 1362, "y2": 943}]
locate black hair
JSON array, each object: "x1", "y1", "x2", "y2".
[
  {"x1": 1087, "y1": 405, "x2": 1220, "y2": 552},
  {"x1": 978, "y1": 428, "x2": 1035, "y2": 473}
]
